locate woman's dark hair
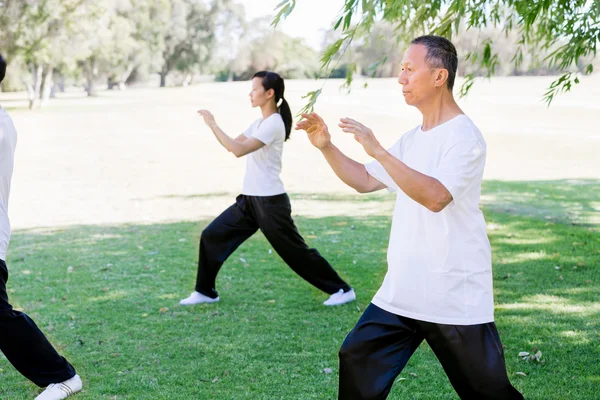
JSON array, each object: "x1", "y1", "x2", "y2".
[{"x1": 252, "y1": 71, "x2": 292, "y2": 140}]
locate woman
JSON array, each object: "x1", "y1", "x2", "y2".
[{"x1": 180, "y1": 71, "x2": 355, "y2": 307}]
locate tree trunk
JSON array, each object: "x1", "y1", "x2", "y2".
[
  {"x1": 50, "y1": 79, "x2": 57, "y2": 98},
  {"x1": 107, "y1": 76, "x2": 117, "y2": 90},
  {"x1": 159, "y1": 55, "x2": 171, "y2": 88},
  {"x1": 40, "y1": 67, "x2": 54, "y2": 106},
  {"x1": 85, "y1": 58, "x2": 97, "y2": 97},
  {"x1": 159, "y1": 69, "x2": 168, "y2": 87},
  {"x1": 28, "y1": 64, "x2": 43, "y2": 110},
  {"x1": 39, "y1": 67, "x2": 48, "y2": 99},
  {"x1": 118, "y1": 63, "x2": 135, "y2": 89}
]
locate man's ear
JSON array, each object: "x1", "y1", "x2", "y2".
[{"x1": 434, "y1": 68, "x2": 449, "y2": 88}]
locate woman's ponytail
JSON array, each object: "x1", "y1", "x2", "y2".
[{"x1": 278, "y1": 97, "x2": 292, "y2": 141}]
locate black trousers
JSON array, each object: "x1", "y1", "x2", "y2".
[
  {"x1": 339, "y1": 304, "x2": 524, "y2": 400},
  {"x1": 0, "y1": 259, "x2": 76, "y2": 387},
  {"x1": 195, "y1": 193, "x2": 351, "y2": 298}
]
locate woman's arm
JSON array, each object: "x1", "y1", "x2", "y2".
[{"x1": 198, "y1": 110, "x2": 265, "y2": 157}]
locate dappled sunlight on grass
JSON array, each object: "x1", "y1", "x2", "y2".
[
  {"x1": 559, "y1": 330, "x2": 592, "y2": 345},
  {"x1": 548, "y1": 286, "x2": 599, "y2": 296},
  {"x1": 87, "y1": 290, "x2": 128, "y2": 302},
  {"x1": 493, "y1": 236, "x2": 556, "y2": 245},
  {"x1": 157, "y1": 293, "x2": 178, "y2": 300},
  {"x1": 502, "y1": 250, "x2": 552, "y2": 263},
  {"x1": 498, "y1": 299, "x2": 600, "y2": 316},
  {"x1": 482, "y1": 179, "x2": 600, "y2": 231},
  {"x1": 90, "y1": 233, "x2": 124, "y2": 240}
]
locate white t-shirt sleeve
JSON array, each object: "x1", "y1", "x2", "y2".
[
  {"x1": 252, "y1": 116, "x2": 283, "y2": 146},
  {"x1": 432, "y1": 139, "x2": 486, "y2": 204},
  {"x1": 243, "y1": 121, "x2": 255, "y2": 138},
  {"x1": 364, "y1": 138, "x2": 403, "y2": 192}
]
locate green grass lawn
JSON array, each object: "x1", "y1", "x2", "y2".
[{"x1": 1, "y1": 181, "x2": 599, "y2": 399}]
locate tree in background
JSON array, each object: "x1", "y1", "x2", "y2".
[
  {"x1": 0, "y1": 0, "x2": 95, "y2": 108},
  {"x1": 215, "y1": 16, "x2": 319, "y2": 81},
  {"x1": 77, "y1": 0, "x2": 171, "y2": 96},
  {"x1": 104, "y1": 0, "x2": 170, "y2": 90},
  {"x1": 158, "y1": 0, "x2": 236, "y2": 87},
  {"x1": 275, "y1": 0, "x2": 599, "y2": 107}
]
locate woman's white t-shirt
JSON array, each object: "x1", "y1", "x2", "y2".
[
  {"x1": 241, "y1": 113, "x2": 286, "y2": 196},
  {"x1": 365, "y1": 115, "x2": 494, "y2": 325}
]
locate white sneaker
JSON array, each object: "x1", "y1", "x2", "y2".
[
  {"x1": 35, "y1": 374, "x2": 82, "y2": 400},
  {"x1": 324, "y1": 289, "x2": 356, "y2": 306},
  {"x1": 179, "y1": 291, "x2": 220, "y2": 305}
]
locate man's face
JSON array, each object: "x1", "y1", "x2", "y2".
[{"x1": 397, "y1": 44, "x2": 441, "y2": 107}]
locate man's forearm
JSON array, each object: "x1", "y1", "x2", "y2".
[{"x1": 375, "y1": 151, "x2": 451, "y2": 211}]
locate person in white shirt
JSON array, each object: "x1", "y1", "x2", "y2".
[
  {"x1": 180, "y1": 71, "x2": 355, "y2": 307},
  {"x1": 0, "y1": 54, "x2": 82, "y2": 400},
  {"x1": 296, "y1": 36, "x2": 523, "y2": 399}
]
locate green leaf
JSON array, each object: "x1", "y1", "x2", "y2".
[
  {"x1": 320, "y1": 39, "x2": 344, "y2": 69},
  {"x1": 458, "y1": 74, "x2": 475, "y2": 98},
  {"x1": 297, "y1": 88, "x2": 323, "y2": 117},
  {"x1": 342, "y1": 62, "x2": 357, "y2": 93},
  {"x1": 585, "y1": 64, "x2": 594, "y2": 74},
  {"x1": 483, "y1": 42, "x2": 491, "y2": 64},
  {"x1": 271, "y1": 1, "x2": 296, "y2": 28},
  {"x1": 333, "y1": 16, "x2": 344, "y2": 30},
  {"x1": 274, "y1": 0, "x2": 290, "y2": 9},
  {"x1": 343, "y1": 12, "x2": 352, "y2": 31}
]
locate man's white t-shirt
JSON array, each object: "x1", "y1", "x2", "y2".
[
  {"x1": 0, "y1": 107, "x2": 17, "y2": 261},
  {"x1": 365, "y1": 114, "x2": 494, "y2": 325},
  {"x1": 242, "y1": 113, "x2": 286, "y2": 196}
]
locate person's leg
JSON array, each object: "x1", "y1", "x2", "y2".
[
  {"x1": 252, "y1": 194, "x2": 351, "y2": 295},
  {"x1": 338, "y1": 304, "x2": 423, "y2": 400},
  {"x1": 0, "y1": 260, "x2": 76, "y2": 388},
  {"x1": 194, "y1": 195, "x2": 258, "y2": 298},
  {"x1": 421, "y1": 320, "x2": 524, "y2": 399}
]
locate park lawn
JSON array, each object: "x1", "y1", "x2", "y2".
[{"x1": 1, "y1": 181, "x2": 598, "y2": 399}]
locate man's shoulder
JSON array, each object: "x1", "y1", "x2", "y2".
[{"x1": 446, "y1": 115, "x2": 485, "y2": 148}]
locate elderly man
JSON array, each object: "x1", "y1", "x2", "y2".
[{"x1": 296, "y1": 35, "x2": 523, "y2": 400}]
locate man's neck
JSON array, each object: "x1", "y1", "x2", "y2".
[{"x1": 418, "y1": 92, "x2": 463, "y2": 131}]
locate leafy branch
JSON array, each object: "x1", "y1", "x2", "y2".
[{"x1": 277, "y1": 0, "x2": 599, "y2": 110}]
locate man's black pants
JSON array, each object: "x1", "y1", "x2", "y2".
[
  {"x1": 339, "y1": 303, "x2": 524, "y2": 400},
  {"x1": 0, "y1": 259, "x2": 76, "y2": 387}
]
